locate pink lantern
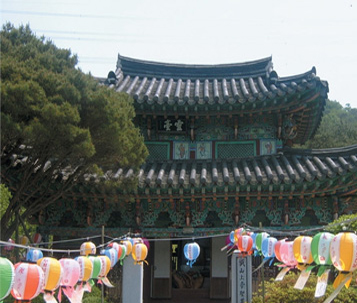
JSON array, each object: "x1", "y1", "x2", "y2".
[
  {"x1": 237, "y1": 235, "x2": 253, "y2": 255},
  {"x1": 58, "y1": 258, "x2": 80, "y2": 302},
  {"x1": 280, "y1": 241, "x2": 297, "y2": 267},
  {"x1": 11, "y1": 262, "x2": 45, "y2": 302},
  {"x1": 142, "y1": 238, "x2": 150, "y2": 251},
  {"x1": 59, "y1": 258, "x2": 80, "y2": 287},
  {"x1": 4, "y1": 238, "x2": 15, "y2": 251}
]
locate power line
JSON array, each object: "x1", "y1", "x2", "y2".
[{"x1": 1, "y1": 9, "x2": 134, "y2": 20}]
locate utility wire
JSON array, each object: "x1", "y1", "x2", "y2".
[{"x1": 1, "y1": 217, "x2": 355, "y2": 254}]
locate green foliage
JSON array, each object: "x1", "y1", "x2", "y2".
[
  {"x1": 0, "y1": 23, "x2": 148, "y2": 240},
  {"x1": 0, "y1": 184, "x2": 12, "y2": 218},
  {"x1": 325, "y1": 213, "x2": 357, "y2": 234},
  {"x1": 302, "y1": 100, "x2": 357, "y2": 148},
  {"x1": 252, "y1": 271, "x2": 357, "y2": 303}
]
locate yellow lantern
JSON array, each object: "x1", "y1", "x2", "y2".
[
  {"x1": 121, "y1": 239, "x2": 133, "y2": 256},
  {"x1": 132, "y1": 241, "x2": 148, "y2": 265},
  {"x1": 80, "y1": 241, "x2": 96, "y2": 256},
  {"x1": 293, "y1": 236, "x2": 313, "y2": 268},
  {"x1": 37, "y1": 257, "x2": 62, "y2": 302},
  {"x1": 330, "y1": 232, "x2": 357, "y2": 288}
]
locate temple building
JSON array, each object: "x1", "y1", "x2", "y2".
[{"x1": 23, "y1": 54, "x2": 357, "y2": 301}]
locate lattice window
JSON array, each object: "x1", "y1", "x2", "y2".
[
  {"x1": 216, "y1": 142, "x2": 255, "y2": 159},
  {"x1": 146, "y1": 143, "x2": 170, "y2": 161}
]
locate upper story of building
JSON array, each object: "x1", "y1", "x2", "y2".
[{"x1": 105, "y1": 54, "x2": 329, "y2": 161}]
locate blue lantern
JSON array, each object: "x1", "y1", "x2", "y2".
[
  {"x1": 26, "y1": 249, "x2": 43, "y2": 262},
  {"x1": 184, "y1": 242, "x2": 200, "y2": 268},
  {"x1": 262, "y1": 237, "x2": 277, "y2": 265}
]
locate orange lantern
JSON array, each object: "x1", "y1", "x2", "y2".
[
  {"x1": 237, "y1": 235, "x2": 253, "y2": 255},
  {"x1": 11, "y1": 262, "x2": 45, "y2": 302}
]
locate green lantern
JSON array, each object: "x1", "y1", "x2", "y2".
[{"x1": 0, "y1": 257, "x2": 15, "y2": 301}]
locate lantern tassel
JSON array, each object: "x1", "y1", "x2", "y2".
[
  {"x1": 332, "y1": 272, "x2": 352, "y2": 289},
  {"x1": 101, "y1": 277, "x2": 115, "y2": 288},
  {"x1": 323, "y1": 273, "x2": 352, "y2": 303},
  {"x1": 44, "y1": 291, "x2": 58, "y2": 303}
]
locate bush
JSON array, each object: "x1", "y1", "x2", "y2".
[{"x1": 252, "y1": 271, "x2": 357, "y2": 303}]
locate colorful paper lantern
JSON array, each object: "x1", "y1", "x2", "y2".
[
  {"x1": 59, "y1": 258, "x2": 80, "y2": 287},
  {"x1": 98, "y1": 255, "x2": 111, "y2": 278},
  {"x1": 18, "y1": 235, "x2": 29, "y2": 246},
  {"x1": 26, "y1": 249, "x2": 43, "y2": 262},
  {"x1": 121, "y1": 239, "x2": 133, "y2": 256},
  {"x1": 4, "y1": 238, "x2": 15, "y2": 251},
  {"x1": 280, "y1": 241, "x2": 297, "y2": 267},
  {"x1": 103, "y1": 248, "x2": 118, "y2": 268},
  {"x1": 311, "y1": 232, "x2": 334, "y2": 266},
  {"x1": 255, "y1": 232, "x2": 270, "y2": 252},
  {"x1": 11, "y1": 262, "x2": 45, "y2": 301},
  {"x1": 75, "y1": 256, "x2": 93, "y2": 282},
  {"x1": 132, "y1": 242, "x2": 148, "y2": 264},
  {"x1": 330, "y1": 232, "x2": 357, "y2": 288},
  {"x1": 225, "y1": 233, "x2": 235, "y2": 250},
  {"x1": 142, "y1": 238, "x2": 150, "y2": 251},
  {"x1": 293, "y1": 236, "x2": 314, "y2": 266},
  {"x1": 80, "y1": 241, "x2": 96, "y2": 256},
  {"x1": 233, "y1": 228, "x2": 246, "y2": 243},
  {"x1": 38, "y1": 257, "x2": 62, "y2": 291},
  {"x1": 237, "y1": 235, "x2": 253, "y2": 255},
  {"x1": 58, "y1": 258, "x2": 80, "y2": 302},
  {"x1": 262, "y1": 237, "x2": 277, "y2": 259},
  {"x1": 0, "y1": 257, "x2": 15, "y2": 301},
  {"x1": 274, "y1": 239, "x2": 286, "y2": 263},
  {"x1": 32, "y1": 233, "x2": 42, "y2": 244},
  {"x1": 88, "y1": 256, "x2": 102, "y2": 280},
  {"x1": 97, "y1": 255, "x2": 114, "y2": 287},
  {"x1": 184, "y1": 242, "x2": 200, "y2": 267}
]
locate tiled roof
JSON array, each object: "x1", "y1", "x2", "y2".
[
  {"x1": 108, "y1": 54, "x2": 328, "y2": 108},
  {"x1": 98, "y1": 145, "x2": 357, "y2": 194}
]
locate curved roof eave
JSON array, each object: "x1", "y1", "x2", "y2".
[{"x1": 116, "y1": 53, "x2": 273, "y2": 79}]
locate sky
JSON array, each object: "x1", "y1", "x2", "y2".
[{"x1": 1, "y1": 0, "x2": 357, "y2": 108}]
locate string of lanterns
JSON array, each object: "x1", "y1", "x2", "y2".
[
  {"x1": 0, "y1": 237, "x2": 149, "y2": 303},
  {"x1": 222, "y1": 228, "x2": 357, "y2": 303},
  {"x1": 1, "y1": 216, "x2": 356, "y2": 303}
]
